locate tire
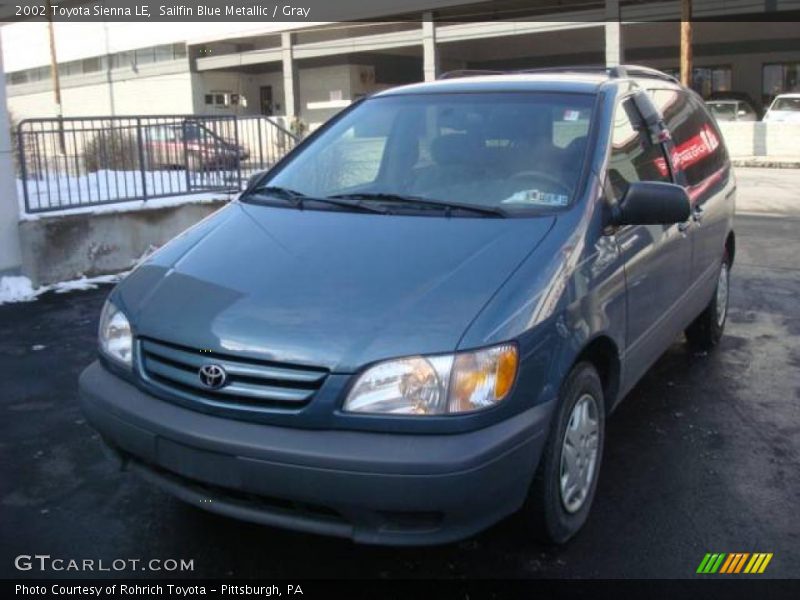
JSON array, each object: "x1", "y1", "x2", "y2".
[
  {"x1": 523, "y1": 362, "x2": 605, "y2": 544},
  {"x1": 685, "y1": 249, "x2": 730, "y2": 351}
]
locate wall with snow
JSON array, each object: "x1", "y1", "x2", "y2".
[{"x1": 18, "y1": 198, "x2": 227, "y2": 287}]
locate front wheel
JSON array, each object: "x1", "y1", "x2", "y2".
[
  {"x1": 685, "y1": 250, "x2": 730, "y2": 351},
  {"x1": 522, "y1": 362, "x2": 605, "y2": 544}
]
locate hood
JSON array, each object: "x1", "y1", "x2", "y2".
[{"x1": 116, "y1": 202, "x2": 555, "y2": 372}]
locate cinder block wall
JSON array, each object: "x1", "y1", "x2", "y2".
[
  {"x1": 717, "y1": 123, "x2": 800, "y2": 159},
  {"x1": 19, "y1": 201, "x2": 227, "y2": 287}
]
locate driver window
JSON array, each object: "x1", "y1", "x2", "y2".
[{"x1": 607, "y1": 97, "x2": 671, "y2": 200}]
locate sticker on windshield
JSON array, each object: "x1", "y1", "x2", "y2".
[
  {"x1": 502, "y1": 189, "x2": 569, "y2": 207},
  {"x1": 563, "y1": 109, "x2": 582, "y2": 121}
]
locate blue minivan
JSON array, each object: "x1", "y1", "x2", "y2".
[{"x1": 80, "y1": 66, "x2": 735, "y2": 545}]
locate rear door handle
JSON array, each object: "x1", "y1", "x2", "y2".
[
  {"x1": 693, "y1": 205, "x2": 705, "y2": 223},
  {"x1": 678, "y1": 220, "x2": 691, "y2": 233}
]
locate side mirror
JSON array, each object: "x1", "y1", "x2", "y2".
[{"x1": 616, "y1": 181, "x2": 691, "y2": 226}]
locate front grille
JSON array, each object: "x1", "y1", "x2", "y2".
[{"x1": 138, "y1": 338, "x2": 328, "y2": 410}]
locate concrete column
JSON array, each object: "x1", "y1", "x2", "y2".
[
  {"x1": 0, "y1": 30, "x2": 23, "y2": 276},
  {"x1": 422, "y1": 11, "x2": 439, "y2": 82},
  {"x1": 281, "y1": 31, "x2": 299, "y2": 119},
  {"x1": 605, "y1": 0, "x2": 623, "y2": 68}
]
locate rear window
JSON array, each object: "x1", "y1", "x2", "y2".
[
  {"x1": 707, "y1": 102, "x2": 737, "y2": 118},
  {"x1": 651, "y1": 89, "x2": 728, "y2": 187},
  {"x1": 259, "y1": 92, "x2": 596, "y2": 215},
  {"x1": 772, "y1": 97, "x2": 800, "y2": 112}
]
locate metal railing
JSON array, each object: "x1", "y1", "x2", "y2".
[{"x1": 16, "y1": 114, "x2": 297, "y2": 214}]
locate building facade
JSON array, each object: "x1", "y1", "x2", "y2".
[{"x1": 3, "y1": 1, "x2": 800, "y2": 129}]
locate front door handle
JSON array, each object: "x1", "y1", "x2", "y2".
[
  {"x1": 678, "y1": 220, "x2": 692, "y2": 233},
  {"x1": 693, "y1": 205, "x2": 705, "y2": 223}
]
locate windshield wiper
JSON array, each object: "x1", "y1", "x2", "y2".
[
  {"x1": 329, "y1": 192, "x2": 507, "y2": 218},
  {"x1": 249, "y1": 185, "x2": 306, "y2": 208},
  {"x1": 248, "y1": 186, "x2": 389, "y2": 214}
]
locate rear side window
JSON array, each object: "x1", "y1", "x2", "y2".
[
  {"x1": 606, "y1": 96, "x2": 671, "y2": 200},
  {"x1": 651, "y1": 90, "x2": 728, "y2": 187}
]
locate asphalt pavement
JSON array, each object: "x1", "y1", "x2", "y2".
[{"x1": 1, "y1": 168, "x2": 798, "y2": 579}]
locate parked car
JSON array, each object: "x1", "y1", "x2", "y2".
[
  {"x1": 707, "y1": 91, "x2": 763, "y2": 119},
  {"x1": 145, "y1": 121, "x2": 249, "y2": 171},
  {"x1": 763, "y1": 93, "x2": 800, "y2": 122},
  {"x1": 80, "y1": 65, "x2": 735, "y2": 546},
  {"x1": 706, "y1": 99, "x2": 758, "y2": 122}
]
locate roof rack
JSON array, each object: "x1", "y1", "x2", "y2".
[
  {"x1": 608, "y1": 65, "x2": 680, "y2": 84},
  {"x1": 437, "y1": 69, "x2": 505, "y2": 80},
  {"x1": 437, "y1": 64, "x2": 679, "y2": 84}
]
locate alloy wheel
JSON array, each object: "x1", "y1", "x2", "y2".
[{"x1": 559, "y1": 393, "x2": 600, "y2": 514}]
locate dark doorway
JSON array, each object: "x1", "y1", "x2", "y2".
[{"x1": 260, "y1": 86, "x2": 274, "y2": 116}]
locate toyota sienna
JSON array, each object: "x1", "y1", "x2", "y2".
[{"x1": 80, "y1": 66, "x2": 736, "y2": 545}]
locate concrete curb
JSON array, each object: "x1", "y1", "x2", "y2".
[{"x1": 731, "y1": 159, "x2": 800, "y2": 169}]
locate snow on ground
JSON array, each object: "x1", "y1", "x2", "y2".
[
  {"x1": 0, "y1": 273, "x2": 125, "y2": 306},
  {"x1": 18, "y1": 190, "x2": 234, "y2": 221},
  {"x1": 17, "y1": 169, "x2": 239, "y2": 219},
  {"x1": 0, "y1": 276, "x2": 37, "y2": 305},
  {"x1": 17, "y1": 168, "x2": 243, "y2": 213}
]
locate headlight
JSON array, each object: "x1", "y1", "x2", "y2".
[
  {"x1": 344, "y1": 343, "x2": 518, "y2": 415},
  {"x1": 98, "y1": 300, "x2": 133, "y2": 368}
]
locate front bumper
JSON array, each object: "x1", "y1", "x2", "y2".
[{"x1": 79, "y1": 361, "x2": 552, "y2": 545}]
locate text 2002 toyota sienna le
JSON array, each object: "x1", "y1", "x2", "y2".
[{"x1": 80, "y1": 66, "x2": 735, "y2": 545}]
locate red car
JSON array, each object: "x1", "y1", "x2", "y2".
[{"x1": 145, "y1": 121, "x2": 248, "y2": 171}]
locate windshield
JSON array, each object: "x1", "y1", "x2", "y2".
[
  {"x1": 249, "y1": 92, "x2": 595, "y2": 216},
  {"x1": 707, "y1": 102, "x2": 737, "y2": 117},
  {"x1": 772, "y1": 97, "x2": 800, "y2": 112}
]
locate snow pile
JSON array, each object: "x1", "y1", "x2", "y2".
[
  {"x1": 0, "y1": 276, "x2": 37, "y2": 305},
  {"x1": 0, "y1": 273, "x2": 125, "y2": 306},
  {"x1": 17, "y1": 168, "x2": 243, "y2": 214},
  {"x1": 52, "y1": 274, "x2": 122, "y2": 294}
]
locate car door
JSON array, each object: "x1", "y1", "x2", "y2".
[
  {"x1": 651, "y1": 90, "x2": 734, "y2": 315},
  {"x1": 607, "y1": 92, "x2": 692, "y2": 388}
]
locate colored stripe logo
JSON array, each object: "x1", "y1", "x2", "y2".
[{"x1": 697, "y1": 553, "x2": 773, "y2": 574}]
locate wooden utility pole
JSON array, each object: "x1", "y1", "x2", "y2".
[
  {"x1": 680, "y1": 0, "x2": 693, "y2": 88},
  {"x1": 45, "y1": 0, "x2": 65, "y2": 153}
]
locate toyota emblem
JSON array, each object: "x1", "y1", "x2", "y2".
[{"x1": 198, "y1": 364, "x2": 227, "y2": 389}]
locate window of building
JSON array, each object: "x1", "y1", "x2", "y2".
[
  {"x1": 135, "y1": 47, "x2": 156, "y2": 65},
  {"x1": 606, "y1": 96, "x2": 671, "y2": 200},
  {"x1": 82, "y1": 57, "x2": 102, "y2": 74},
  {"x1": 58, "y1": 60, "x2": 81, "y2": 78},
  {"x1": 111, "y1": 51, "x2": 134, "y2": 70},
  {"x1": 154, "y1": 44, "x2": 175, "y2": 62},
  {"x1": 205, "y1": 91, "x2": 233, "y2": 107},
  {"x1": 763, "y1": 62, "x2": 800, "y2": 105},
  {"x1": 32, "y1": 66, "x2": 50, "y2": 82},
  {"x1": 664, "y1": 66, "x2": 732, "y2": 98},
  {"x1": 7, "y1": 42, "x2": 190, "y2": 87},
  {"x1": 9, "y1": 71, "x2": 28, "y2": 85}
]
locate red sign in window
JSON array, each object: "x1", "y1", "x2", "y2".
[{"x1": 655, "y1": 124, "x2": 720, "y2": 177}]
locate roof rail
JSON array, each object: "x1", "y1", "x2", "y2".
[
  {"x1": 608, "y1": 65, "x2": 680, "y2": 84},
  {"x1": 438, "y1": 69, "x2": 505, "y2": 80},
  {"x1": 437, "y1": 64, "x2": 679, "y2": 84}
]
